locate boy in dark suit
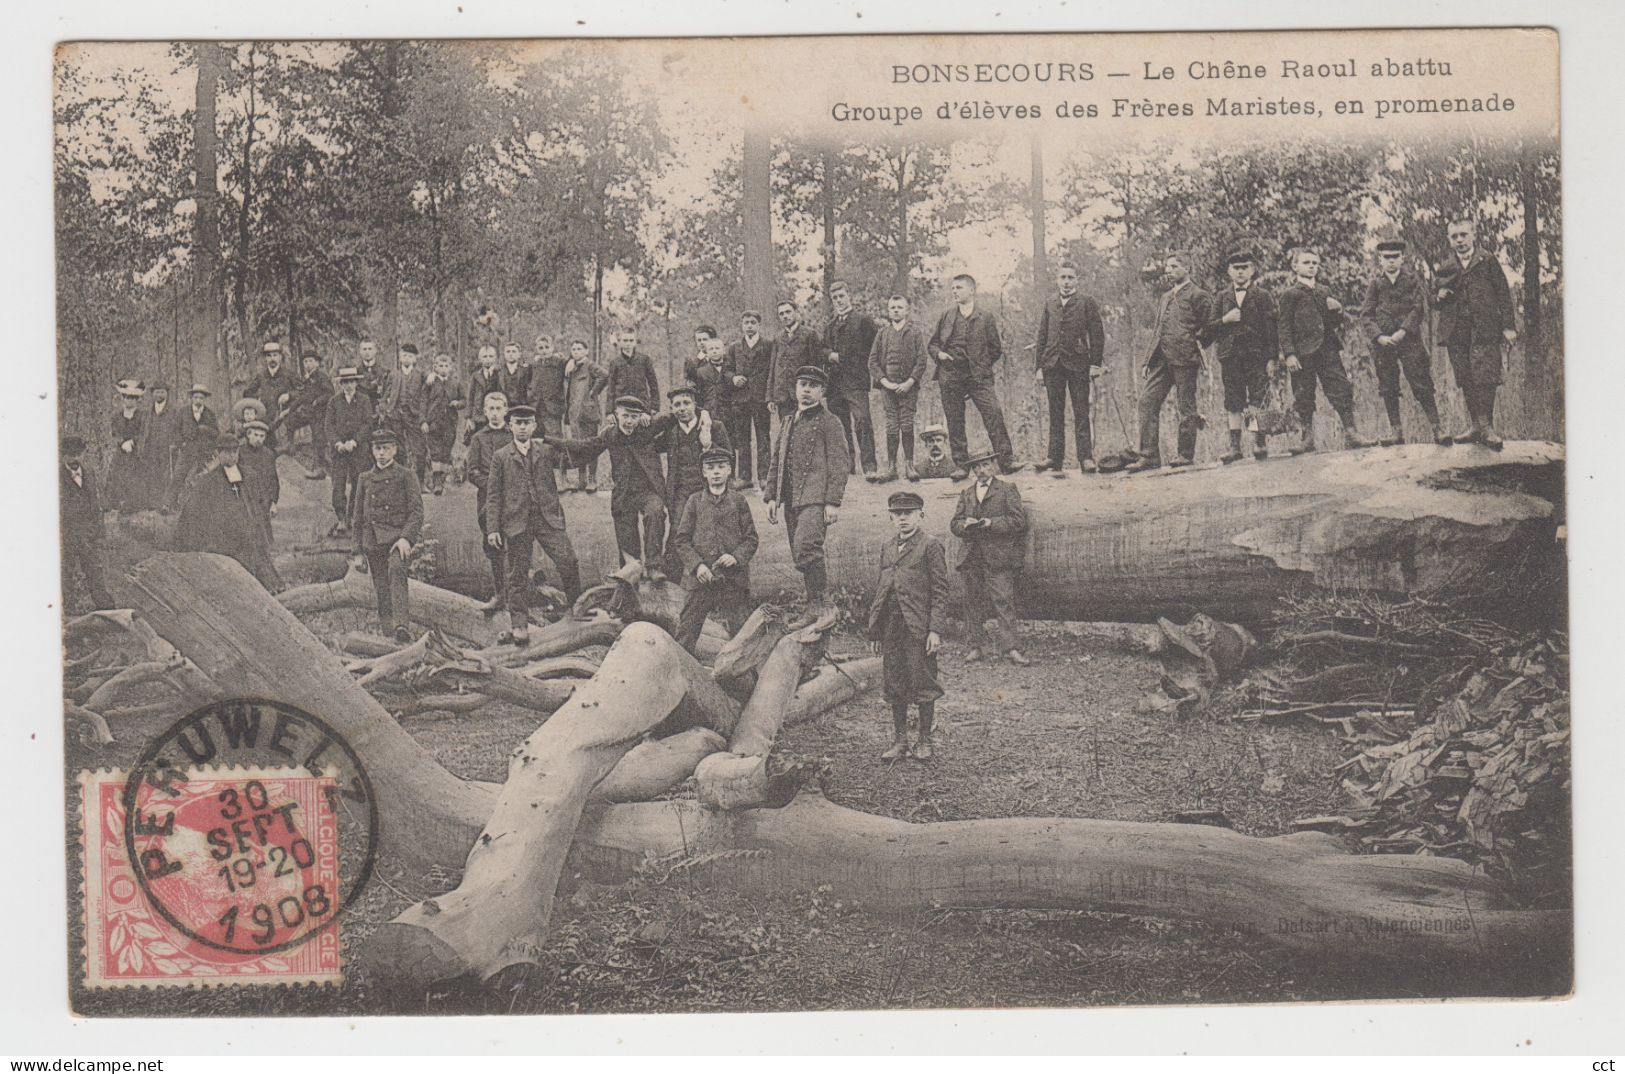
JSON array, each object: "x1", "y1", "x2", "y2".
[
  {"x1": 486, "y1": 404, "x2": 582, "y2": 645},
  {"x1": 1034, "y1": 262, "x2": 1107, "y2": 475},
  {"x1": 383, "y1": 343, "x2": 429, "y2": 483},
  {"x1": 350, "y1": 427, "x2": 424, "y2": 642},
  {"x1": 868, "y1": 490, "x2": 948, "y2": 761},
  {"x1": 765, "y1": 365, "x2": 850, "y2": 628},
  {"x1": 423, "y1": 353, "x2": 463, "y2": 494},
  {"x1": 823, "y1": 281, "x2": 880, "y2": 479},
  {"x1": 867, "y1": 294, "x2": 929, "y2": 482},
  {"x1": 1434, "y1": 218, "x2": 1517, "y2": 449},
  {"x1": 465, "y1": 345, "x2": 503, "y2": 445},
  {"x1": 170, "y1": 384, "x2": 221, "y2": 510},
  {"x1": 1278, "y1": 248, "x2": 1373, "y2": 454},
  {"x1": 949, "y1": 449, "x2": 1031, "y2": 666},
  {"x1": 1360, "y1": 235, "x2": 1441, "y2": 445},
  {"x1": 1128, "y1": 252, "x2": 1212, "y2": 471},
  {"x1": 60, "y1": 436, "x2": 112, "y2": 609},
  {"x1": 1200, "y1": 248, "x2": 1279, "y2": 463},
  {"x1": 546, "y1": 395, "x2": 677, "y2": 577},
  {"x1": 727, "y1": 311, "x2": 774, "y2": 490},
  {"x1": 673, "y1": 447, "x2": 759, "y2": 655},
  {"x1": 927, "y1": 273, "x2": 1021, "y2": 477},
  {"x1": 324, "y1": 367, "x2": 373, "y2": 536}
]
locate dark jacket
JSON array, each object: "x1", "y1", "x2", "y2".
[
  {"x1": 423, "y1": 375, "x2": 462, "y2": 434},
  {"x1": 485, "y1": 439, "x2": 568, "y2": 538},
  {"x1": 1200, "y1": 284, "x2": 1279, "y2": 364},
  {"x1": 466, "y1": 423, "x2": 510, "y2": 528},
  {"x1": 928, "y1": 304, "x2": 1003, "y2": 382},
  {"x1": 289, "y1": 370, "x2": 333, "y2": 429},
  {"x1": 325, "y1": 390, "x2": 374, "y2": 458},
  {"x1": 551, "y1": 414, "x2": 677, "y2": 513},
  {"x1": 1435, "y1": 250, "x2": 1514, "y2": 347},
  {"x1": 179, "y1": 403, "x2": 220, "y2": 448},
  {"x1": 237, "y1": 442, "x2": 280, "y2": 511},
  {"x1": 867, "y1": 530, "x2": 949, "y2": 640},
  {"x1": 950, "y1": 476, "x2": 1028, "y2": 573},
  {"x1": 357, "y1": 363, "x2": 389, "y2": 415},
  {"x1": 727, "y1": 335, "x2": 774, "y2": 404},
  {"x1": 868, "y1": 321, "x2": 930, "y2": 386},
  {"x1": 766, "y1": 402, "x2": 849, "y2": 508},
  {"x1": 691, "y1": 358, "x2": 736, "y2": 416},
  {"x1": 674, "y1": 488, "x2": 759, "y2": 592},
  {"x1": 662, "y1": 417, "x2": 733, "y2": 509},
  {"x1": 60, "y1": 462, "x2": 103, "y2": 543},
  {"x1": 1036, "y1": 294, "x2": 1106, "y2": 371},
  {"x1": 1360, "y1": 268, "x2": 1427, "y2": 346},
  {"x1": 1143, "y1": 282, "x2": 1212, "y2": 367},
  {"x1": 145, "y1": 403, "x2": 183, "y2": 480},
  {"x1": 495, "y1": 362, "x2": 533, "y2": 409},
  {"x1": 108, "y1": 407, "x2": 149, "y2": 491},
  {"x1": 605, "y1": 352, "x2": 661, "y2": 410},
  {"x1": 176, "y1": 466, "x2": 282, "y2": 591},
  {"x1": 768, "y1": 324, "x2": 827, "y2": 406},
  {"x1": 244, "y1": 367, "x2": 299, "y2": 419},
  {"x1": 383, "y1": 367, "x2": 427, "y2": 427},
  {"x1": 350, "y1": 461, "x2": 424, "y2": 554},
  {"x1": 467, "y1": 367, "x2": 504, "y2": 412},
  {"x1": 530, "y1": 357, "x2": 571, "y2": 420},
  {"x1": 1277, "y1": 281, "x2": 1344, "y2": 359},
  {"x1": 824, "y1": 310, "x2": 879, "y2": 393},
  {"x1": 570, "y1": 360, "x2": 609, "y2": 426}
]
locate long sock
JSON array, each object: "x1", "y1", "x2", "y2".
[
  {"x1": 1227, "y1": 429, "x2": 1242, "y2": 455},
  {"x1": 891, "y1": 702, "x2": 909, "y2": 738},
  {"x1": 902, "y1": 438, "x2": 915, "y2": 461},
  {"x1": 1383, "y1": 395, "x2": 1402, "y2": 433},
  {"x1": 886, "y1": 429, "x2": 899, "y2": 466},
  {"x1": 918, "y1": 702, "x2": 935, "y2": 739},
  {"x1": 1481, "y1": 387, "x2": 1496, "y2": 429}
]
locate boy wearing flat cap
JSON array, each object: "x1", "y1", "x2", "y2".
[
  {"x1": 765, "y1": 364, "x2": 850, "y2": 629},
  {"x1": 868, "y1": 490, "x2": 948, "y2": 761},
  {"x1": 672, "y1": 447, "x2": 759, "y2": 655},
  {"x1": 486, "y1": 404, "x2": 583, "y2": 645},
  {"x1": 660, "y1": 384, "x2": 728, "y2": 573},
  {"x1": 1200, "y1": 248, "x2": 1280, "y2": 462},
  {"x1": 1360, "y1": 234, "x2": 1441, "y2": 445},
  {"x1": 350, "y1": 427, "x2": 424, "y2": 642},
  {"x1": 546, "y1": 394, "x2": 678, "y2": 577},
  {"x1": 950, "y1": 447, "x2": 1031, "y2": 666}
]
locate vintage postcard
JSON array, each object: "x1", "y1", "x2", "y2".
[{"x1": 54, "y1": 26, "x2": 1567, "y2": 1018}]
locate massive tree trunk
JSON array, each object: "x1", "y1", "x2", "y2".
[
  {"x1": 121, "y1": 553, "x2": 492, "y2": 868},
  {"x1": 277, "y1": 566, "x2": 499, "y2": 645},
  {"x1": 1029, "y1": 135, "x2": 1047, "y2": 288},
  {"x1": 742, "y1": 127, "x2": 776, "y2": 324},
  {"x1": 418, "y1": 442, "x2": 1565, "y2": 623},
  {"x1": 190, "y1": 44, "x2": 226, "y2": 399},
  {"x1": 571, "y1": 792, "x2": 1568, "y2": 969}
]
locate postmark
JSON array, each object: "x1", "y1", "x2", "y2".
[{"x1": 78, "y1": 699, "x2": 377, "y2": 988}]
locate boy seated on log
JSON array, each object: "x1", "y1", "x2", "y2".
[
  {"x1": 544, "y1": 394, "x2": 677, "y2": 583},
  {"x1": 486, "y1": 404, "x2": 583, "y2": 646},
  {"x1": 672, "y1": 447, "x2": 759, "y2": 655},
  {"x1": 949, "y1": 448, "x2": 1032, "y2": 667},
  {"x1": 465, "y1": 389, "x2": 510, "y2": 612},
  {"x1": 349, "y1": 427, "x2": 423, "y2": 642},
  {"x1": 868, "y1": 490, "x2": 948, "y2": 762}
]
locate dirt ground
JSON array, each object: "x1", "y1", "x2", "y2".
[{"x1": 67, "y1": 614, "x2": 1536, "y2": 1019}]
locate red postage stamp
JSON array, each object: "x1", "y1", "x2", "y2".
[{"x1": 79, "y1": 767, "x2": 344, "y2": 988}]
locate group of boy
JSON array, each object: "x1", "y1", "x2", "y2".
[{"x1": 1028, "y1": 218, "x2": 1518, "y2": 476}]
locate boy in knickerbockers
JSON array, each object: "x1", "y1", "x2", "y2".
[{"x1": 868, "y1": 490, "x2": 948, "y2": 762}]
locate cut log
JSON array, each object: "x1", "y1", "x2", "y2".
[
  {"x1": 710, "y1": 606, "x2": 784, "y2": 683},
  {"x1": 363, "y1": 623, "x2": 731, "y2": 986},
  {"x1": 122, "y1": 553, "x2": 494, "y2": 868},
  {"x1": 65, "y1": 701, "x2": 115, "y2": 747},
  {"x1": 464, "y1": 613, "x2": 623, "y2": 667},
  {"x1": 785, "y1": 656, "x2": 885, "y2": 726},
  {"x1": 277, "y1": 566, "x2": 498, "y2": 645},
  {"x1": 392, "y1": 693, "x2": 491, "y2": 718},
  {"x1": 592, "y1": 727, "x2": 727, "y2": 803},
  {"x1": 513, "y1": 655, "x2": 601, "y2": 680},
  {"x1": 417, "y1": 442, "x2": 1565, "y2": 622},
  {"x1": 570, "y1": 791, "x2": 1568, "y2": 967}
]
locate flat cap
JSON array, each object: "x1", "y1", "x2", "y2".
[
  {"x1": 369, "y1": 427, "x2": 400, "y2": 446},
  {"x1": 887, "y1": 491, "x2": 925, "y2": 511},
  {"x1": 700, "y1": 447, "x2": 734, "y2": 466},
  {"x1": 793, "y1": 364, "x2": 828, "y2": 386},
  {"x1": 1224, "y1": 248, "x2": 1258, "y2": 266},
  {"x1": 506, "y1": 404, "x2": 538, "y2": 421},
  {"x1": 667, "y1": 385, "x2": 696, "y2": 400},
  {"x1": 611, "y1": 395, "x2": 649, "y2": 414}
]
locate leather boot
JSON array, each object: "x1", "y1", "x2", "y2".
[
  {"x1": 881, "y1": 705, "x2": 910, "y2": 761},
  {"x1": 913, "y1": 703, "x2": 935, "y2": 761},
  {"x1": 1252, "y1": 431, "x2": 1269, "y2": 460},
  {"x1": 1289, "y1": 426, "x2": 1317, "y2": 455},
  {"x1": 1220, "y1": 429, "x2": 1243, "y2": 464},
  {"x1": 904, "y1": 459, "x2": 921, "y2": 482}
]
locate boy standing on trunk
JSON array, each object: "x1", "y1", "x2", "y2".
[
  {"x1": 673, "y1": 447, "x2": 759, "y2": 655},
  {"x1": 486, "y1": 404, "x2": 583, "y2": 646},
  {"x1": 1360, "y1": 235, "x2": 1442, "y2": 446},
  {"x1": 1200, "y1": 249, "x2": 1279, "y2": 463},
  {"x1": 867, "y1": 294, "x2": 929, "y2": 483},
  {"x1": 868, "y1": 490, "x2": 948, "y2": 762},
  {"x1": 350, "y1": 427, "x2": 423, "y2": 642},
  {"x1": 1278, "y1": 248, "x2": 1374, "y2": 455},
  {"x1": 1434, "y1": 218, "x2": 1517, "y2": 450}
]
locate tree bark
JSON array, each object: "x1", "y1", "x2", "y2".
[
  {"x1": 571, "y1": 792, "x2": 1568, "y2": 968},
  {"x1": 122, "y1": 553, "x2": 492, "y2": 868},
  {"x1": 190, "y1": 44, "x2": 225, "y2": 398},
  {"x1": 418, "y1": 442, "x2": 1564, "y2": 624},
  {"x1": 362, "y1": 623, "x2": 730, "y2": 986},
  {"x1": 1029, "y1": 135, "x2": 1047, "y2": 288},
  {"x1": 277, "y1": 566, "x2": 499, "y2": 645},
  {"x1": 742, "y1": 126, "x2": 776, "y2": 320}
]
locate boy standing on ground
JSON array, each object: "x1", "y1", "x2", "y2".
[
  {"x1": 350, "y1": 427, "x2": 423, "y2": 643},
  {"x1": 868, "y1": 490, "x2": 948, "y2": 762},
  {"x1": 765, "y1": 365, "x2": 849, "y2": 629},
  {"x1": 547, "y1": 396, "x2": 677, "y2": 577},
  {"x1": 465, "y1": 390, "x2": 511, "y2": 611},
  {"x1": 673, "y1": 447, "x2": 759, "y2": 655},
  {"x1": 237, "y1": 418, "x2": 280, "y2": 549},
  {"x1": 727, "y1": 311, "x2": 774, "y2": 490},
  {"x1": 1361, "y1": 234, "x2": 1441, "y2": 446},
  {"x1": 565, "y1": 339, "x2": 607, "y2": 492},
  {"x1": 867, "y1": 294, "x2": 928, "y2": 483},
  {"x1": 324, "y1": 367, "x2": 372, "y2": 537},
  {"x1": 1434, "y1": 218, "x2": 1517, "y2": 450},
  {"x1": 486, "y1": 404, "x2": 583, "y2": 646},
  {"x1": 60, "y1": 435, "x2": 113, "y2": 609},
  {"x1": 1034, "y1": 262, "x2": 1108, "y2": 476},
  {"x1": 1200, "y1": 249, "x2": 1279, "y2": 463},
  {"x1": 1278, "y1": 248, "x2": 1373, "y2": 455},
  {"x1": 824, "y1": 281, "x2": 880, "y2": 480},
  {"x1": 465, "y1": 345, "x2": 503, "y2": 445},
  {"x1": 384, "y1": 343, "x2": 429, "y2": 482},
  {"x1": 950, "y1": 449, "x2": 1032, "y2": 667},
  {"x1": 423, "y1": 353, "x2": 463, "y2": 494}
]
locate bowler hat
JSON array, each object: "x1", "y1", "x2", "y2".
[
  {"x1": 964, "y1": 445, "x2": 1000, "y2": 467},
  {"x1": 793, "y1": 365, "x2": 828, "y2": 387},
  {"x1": 399, "y1": 343, "x2": 419, "y2": 356},
  {"x1": 887, "y1": 491, "x2": 925, "y2": 512},
  {"x1": 188, "y1": 383, "x2": 212, "y2": 397},
  {"x1": 336, "y1": 366, "x2": 362, "y2": 381}
]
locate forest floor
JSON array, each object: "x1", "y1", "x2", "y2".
[{"x1": 64, "y1": 456, "x2": 1560, "y2": 1018}]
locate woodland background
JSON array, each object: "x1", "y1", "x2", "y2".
[{"x1": 55, "y1": 40, "x2": 1563, "y2": 463}]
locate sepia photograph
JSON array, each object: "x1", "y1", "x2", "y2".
[{"x1": 49, "y1": 23, "x2": 1574, "y2": 1025}]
